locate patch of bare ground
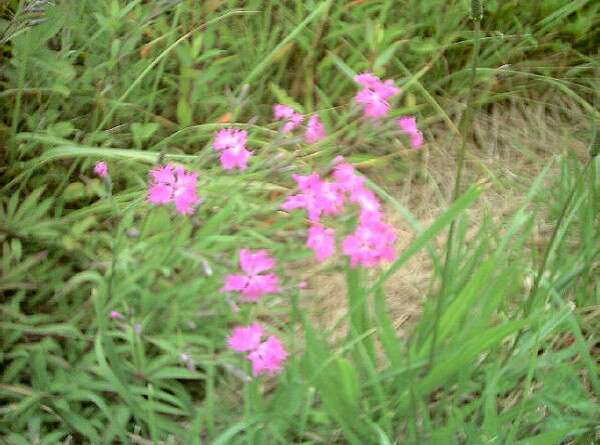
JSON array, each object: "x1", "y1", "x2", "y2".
[{"x1": 300, "y1": 96, "x2": 590, "y2": 341}]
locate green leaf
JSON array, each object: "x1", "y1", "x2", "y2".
[
  {"x1": 176, "y1": 98, "x2": 193, "y2": 127},
  {"x1": 418, "y1": 319, "x2": 529, "y2": 394},
  {"x1": 336, "y1": 358, "x2": 360, "y2": 409},
  {"x1": 515, "y1": 428, "x2": 574, "y2": 445},
  {"x1": 131, "y1": 122, "x2": 160, "y2": 147}
]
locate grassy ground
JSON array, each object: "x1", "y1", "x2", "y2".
[{"x1": 1, "y1": 1, "x2": 599, "y2": 443}]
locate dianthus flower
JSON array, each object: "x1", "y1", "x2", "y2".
[
  {"x1": 227, "y1": 325, "x2": 288, "y2": 377},
  {"x1": 109, "y1": 310, "x2": 124, "y2": 320},
  {"x1": 332, "y1": 157, "x2": 365, "y2": 194},
  {"x1": 342, "y1": 214, "x2": 397, "y2": 268},
  {"x1": 304, "y1": 114, "x2": 326, "y2": 144},
  {"x1": 306, "y1": 223, "x2": 336, "y2": 262},
  {"x1": 220, "y1": 145, "x2": 252, "y2": 170},
  {"x1": 281, "y1": 173, "x2": 344, "y2": 222},
  {"x1": 350, "y1": 186, "x2": 382, "y2": 219},
  {"x1": 94, "y1": 161, "x2": 108, "y2": 178},
  {"x1": 273, "y1": 104, "x2": 304, "y2": 133},
  {"x1": 227, "y1": 323, "x2": 264, "y2": 352},
  {"x1": 212, "y1": 128, "x2": 252, "y2": 170},
  {"x1": 147, "y1": 164, "x2": 199, "y2": 215},
  {"x1": 397, "y1": 116, "x2": 423, "y2": 149},
  {"x1": 247, "y1": 335, "x2": 288, "y2": 376},
  {"x1": 331, "y1": 157, "x2": 383, "y2": 219},
  {"x1": 221, "y1": 249, "x2": 279, "y2": 302},
  {"x1": 353, "y1": 72, "x2": 400, "y2": 119}
]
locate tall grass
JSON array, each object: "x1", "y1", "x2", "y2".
[{"x1": 1, "y1": 0, "x2": 599, "y2": 443}]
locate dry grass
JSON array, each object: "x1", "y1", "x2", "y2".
[{"x1": 304, "y1": 97, "x2": 591, "y2": 340}]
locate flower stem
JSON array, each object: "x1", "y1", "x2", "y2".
[{"x1": 429, "y1": 18, "x2": 482, "y2": 368}]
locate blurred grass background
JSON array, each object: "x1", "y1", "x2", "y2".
[{"x1": 1, "y1": 0, "x2": 599, "y2": 443}]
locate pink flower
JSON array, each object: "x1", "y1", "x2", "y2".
[
  {"x1": 94, "y1": 161, "x2": 108, "y2": 178},
  {"x1": 213, "y1": 128, "x2": 248, "y2": 151},
  {"x1": 273, "y1": 104, "x2": 295, "y2": 120},
  {"x1": 304, "y1": 114, "x2": 326, "y2": 144},
  {"x1": 354, "y1": 72, "x2": 382, "y2": 89},
  {"x1": 353, "y1": 72, "x2": 400, "y2": 119},
  {"x1": 147, "y1": 164, "x2": 199, "y2": 215},
  {"x1": 227, "y1": 325, "x2": 288, "y2": 377},
  {"x1": 109, "y1": 310, "x2": 123, "y2": 320},
  {"x1": 147, "y1": 183, "x2": 172, "y2": 204},
  {"x1": 332, "y1": 158, "x2": 365, "y2": 195},
  {"x1": 342, "y1": 216, "x2": 397, "y2": 268},
  {"x1": 306, "y1": 224, "x2": 335, "y2": 262},
  {"x1": 396, "y1": 116, "x2": 423, "y2": 149},
  {"x1": 247, "y1": 335, "x2": 288, "y2": 376},
  {"x1": 220, "y1": 146, "x2": 252, "y2": 170},
  {"x1": 397, "y1": 116, "x2": 418, "y2": 134},
  {"x1": 227, "y1": 323, "x2": 264, "y2": 352},
  {"x1": 332, "y1": 157, "x2": 382, "y2": 218},
  {"x1": 281, "y1": 173, "x2": 344, "y2": 222},
  {"x1": 273, "y1": 104, "x2": 303, "y2": 133},
  {"x1": 378, "y1": 79, "x2": 401, "y2": 98},
  {"x1": 350, "y1": 186, "x2": 382, "y2": 216},
  {"x1": 354, "y1": 88, "x2": 391, "y2": 119},
  {"x1": 150, "y1": 164, "x2": 175, "y2": 183},
  {"x1": 212, "y1": 128, "x2": 252, "y2": 170},
  {"x1": 283, "y1": 114, "x2": 304, "y2": 133},
  {"x1": 221, "y1": 249, "x2": 280, "y2": 302}
]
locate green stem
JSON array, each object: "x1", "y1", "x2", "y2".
[
  {"x1": 429, "y1": 19, "x2": 481, "y2": 368},
  {"x1": 346, "y1": 264, "x2": 376, "y2": 365}
]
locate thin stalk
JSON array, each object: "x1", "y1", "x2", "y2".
[
  {"x1": 145, "y1": 3, "x2": 182, "y2": 122},
  {"x1": 429, "y1": 18, "x2": 482, "y2": 368}
]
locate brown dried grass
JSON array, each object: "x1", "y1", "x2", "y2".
[{"x1": 303, "y1": 96, "x2": 590, "y2": 340}]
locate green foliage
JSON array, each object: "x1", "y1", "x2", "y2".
[{"x1": 1, "y1": 0, "x2": 599, "y2": 443}]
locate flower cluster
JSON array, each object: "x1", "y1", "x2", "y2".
[
  {"x1": 212, "y1": 128, "x2": 252, "y2": 171},
  {"x1": 273, "y1": 104, "x2": 326, "y2": 144},
  {"x1": 220, "y1": 249, "x2": 279, "y2": 302},
  {"x1": 353, "y1": 72, "x2": 424, "y2": 148},
  {"x1": 227, "y1": 323, "x2": 288, "y2": 376},
  {"x1": 147, "y1": 164, "x2": 199, "y2": 215},
  {"x1": 282, "y1": 156, "x2": 396, "y2": 267},
  {"x1": 342, "y1": 211, "x2": 397, "y2": 267},
  {"x1": 273, "y1": 104, "x2": 304, "y2": 133},
  {"x1": 97, "y1": 67, "x2": 427, "y2": 382},
  {"x1": 281, "y1": 173, "x2": 344, "y2": 222}
]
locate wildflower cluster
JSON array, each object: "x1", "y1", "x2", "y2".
[
  {"x1": 273, "y1": 104, "x2": 304, "y2": 133},
  {"x1": 353, "y1": 72, "x2": 423, "y2": 149},
  {"x1": 273, "y1": 104, "x2": 326, "y2": 144},
  {"x1": 282, "y1": 156, "x2": 397, "y2": 268},
  {"x1": 99, "y1": 69, "x2": 425, "y2": 381},
  {"x1": 221, "y1": 250, "x2": 288, "y2": 376}
]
